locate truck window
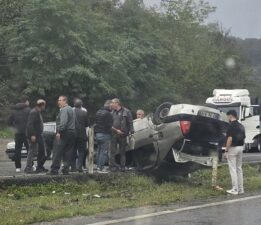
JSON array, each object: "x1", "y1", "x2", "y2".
[{"x1": 217, "y1": 106, "x2": 240, "y2": 117}]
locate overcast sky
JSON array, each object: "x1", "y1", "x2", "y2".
[{"x1": 143, "y1": 0, "x2": 261, "y2": 39}]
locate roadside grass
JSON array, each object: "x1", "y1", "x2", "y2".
[
  {"x1": 0, "y1": 164, "x2": 261, "y2": 225},
  {"x1": 0, "y1": 126, "x2": 14, "y2": 138}
]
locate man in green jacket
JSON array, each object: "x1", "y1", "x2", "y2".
[{"x1": 49, "y1": 95, "x2": 76, "y2": 175}]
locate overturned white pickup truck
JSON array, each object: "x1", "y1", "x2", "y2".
[{"x1": 125, "y1": 102, "x2": 229, "y2": 170}]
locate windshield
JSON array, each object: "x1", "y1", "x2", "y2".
[{"x1": 216, "y1": 106, "x2": 240, "y2": 116}]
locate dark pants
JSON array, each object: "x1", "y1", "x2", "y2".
[
  {"x1": 83, "y1": 148, "x2": 87, "y2": 169},
  {"x1": 14, "y1": 133, "x2": 29, "y2": 168},
  {"x1": 96, "y1": 133, "x2": 111, "y2": 169},
  {"x1": 110, "y1": 134, "x2": 127, "y2": 168},
  {"x1": 25, "y1": 134, "x2": 46, "y2": 171},
  {"x1": 51, "y1": 131, "x2": 75, "y2": 173},
  {"x1": 71, "y1": 137, "x2": 87, "y2": 171}
]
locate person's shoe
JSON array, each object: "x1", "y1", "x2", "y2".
[
  {"x1": 226, "y1": 189, "x2": 238, "y2": 195},
  {"x1": 109, "y1": 166, "x2": 118, "y2": 172},
  {"x1": 47, "y1": 171, "x2": 58, "y2": 175},
  {"x1": 24, "y1": 167, "x2": 35, "y2": 174},
  {"x1": 97, "y1": 168, "x2": 109, "y2": 174},
  {"x1": 78, "y1": 169, "x2": 83, "y2": 173},
  {"x1": 36, "y1": 167, "x2": 49, "y2": 173},
  {"x1": 16, "y1": 168, "x2": 21, "y2": 173},
  {"x1": 238, "y1": 190, "x2": 245, "y2": 195},
  {"x1": 120, "y1": 166, "x2": 126, "y2": 172},
  {"x1": 70, "y1": 168, "x2": 77, "y2": 173}
]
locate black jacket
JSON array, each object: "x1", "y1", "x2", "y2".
[
  {"x1": 112, "y1": 107, "x2": 134, "y2": 136},
  {"x1": 95, "y1": 107, "x2": 113, "y2": 134},
  {"x1": 26, "y1": 108, "x2": 44, "y2": 137},
  {"x1": 74, "y1": 107, "x2": 89, "y2": 140},
  {"x1": 8, "y1": 103, "x2": 31, "y2": 134}
]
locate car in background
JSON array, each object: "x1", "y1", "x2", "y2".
[{"x1": 5, "y1": 122, "x2": 56, "y2": 160}]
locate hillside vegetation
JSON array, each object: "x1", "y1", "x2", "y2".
[{"x1": 0, "y1": 0, "x2": 254, "y2": 121}]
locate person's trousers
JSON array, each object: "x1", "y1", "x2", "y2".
[
  {"x1": 14, "y1": 133, "x2": 29, "y2": 169},
  {"x1": 51, "y1": 131, "x2": 75, "y2": 173},
  {"x1": 71, "y1": 137, "x2": 87, "y2": 170},
  {"x1": 25, "y1": 134, "x2": 46, "y2": 171},
  {"x1": 227, "y1": 146, "x2": 244, "y2": 192},
  {"x1": 110, "y1": 134, "x2": 127, "y2": 168},
  {"x1": 96, "y1": 133, "x2": 111, "y2": 169}
]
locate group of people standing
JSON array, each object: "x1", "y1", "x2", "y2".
[
  {"x1": 8, "y1": 95, "x2": 246, "y2": 194},
  {"x1": 8, "y1": 95, "x2": 143, "y2": 175},
  {"x1": 95, "y1": 98, "x2": 136, "y2": 173}
]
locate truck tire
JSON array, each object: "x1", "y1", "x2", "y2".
[
  {"x1": 152, "y1": 102, "x2": 173, "y2": 125},
  {"x1": 257, "y1": 138, "x2": 261, "y2": 152},
  {"x1": 244, "y1": 143, "x2": 250, "y2": 153}
]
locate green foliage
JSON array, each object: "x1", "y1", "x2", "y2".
[
  {"x1": 0, "y1": 0, "x2": 253, "y2": 121},
  {"x1": 0, "y1": 126, "x2": 14, "y2": 138},
  {"x1": 0, "y1": 164, "x2": 261, "y2": 225}
]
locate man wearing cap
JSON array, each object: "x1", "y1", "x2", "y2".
[{"x1": 25, "y1": 99, "x2": 47, "y2": 173}]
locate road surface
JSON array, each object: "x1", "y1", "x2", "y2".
[
  {"x1": 0, "y1": 153, "x2": 261, "y2": 177},
  {"x1": 34, "y1": 194, "x2": 261, "y2": 225}
]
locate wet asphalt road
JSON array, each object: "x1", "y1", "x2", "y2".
[
  {"x1": 35, "y1": 195, "x2": 261, "y2": 225},
  {"x1": 0, "y1": 153, "x2": 261, "y2": 177},
  {"x1": 119, "y1": 197, "x2": 261, "y2": 225}
]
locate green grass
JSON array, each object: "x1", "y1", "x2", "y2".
[
  {"x1": 0, "y1": 164, "x2": 261, "y2": 225},
  {"x1": 0, "y1": 126, "x2": 14, "y2": 138}
]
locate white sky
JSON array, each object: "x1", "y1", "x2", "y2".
[{"x1": 143, "y1": 0, "x2": 261, "y2": 39}]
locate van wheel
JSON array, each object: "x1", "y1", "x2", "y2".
[{"x1": 152, "y1": 102, "x2": 173, "y2": 125}]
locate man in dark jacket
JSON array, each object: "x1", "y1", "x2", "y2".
[
  {"x1": 8, "y1": 96, "x2": 30, "y2": 172},
  {"x1": 110, "y1": 98, "x2": 134, "y2": 172},
  {"x1": 25, "y1": 99, "x2": 47, "y2": 173},
  {"x1": 95, "y1": 100, "x2": 113, "y2": 173},
  {"x1": 71, "y1": 98, "x2": 89, "y2": 172},
  {"x1": 49, "y1": 95, "x2": 75, "y2": 175}
]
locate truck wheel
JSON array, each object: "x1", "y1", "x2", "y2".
[
  {"x1": 257, "y1": 138, "x2": 261, "y2": 152},
  {"x1": 152, "y1": 102, "x2": 173, "y2": 125},
  {"x1": 244, "y1": 143, "x2": 250, "y2": 153}
]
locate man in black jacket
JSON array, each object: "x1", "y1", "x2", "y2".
[
  {"x1": 95, "y1": 100, "x2": 113, "y2": 173},
  {"x1": 71, "y1": 98, "x2": 89, "y2": 172},
  {"x1": 8, "y1": 96, "x2": 31, "y2": 172},
  {"x1": 24, "y1": 99, "x2": 47, "y2": 173},
  {"x1": 110, "y1": 98, "x2": 134, "y2": 172}
]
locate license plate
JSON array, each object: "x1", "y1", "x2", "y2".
[{"x1": 198, "y1": 110, "x2": 220, "y2": 119}]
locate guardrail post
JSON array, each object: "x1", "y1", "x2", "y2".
[
  {"x1": 211, "y1": 147, "x2": 218, "y2": 187},
  {"x1": 88, "y1": 127, "x2": 94, "y2": 174}
]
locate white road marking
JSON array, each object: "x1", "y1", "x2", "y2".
[{"x1": 85, "y1": 195, "x2": 261, "y2": 225}]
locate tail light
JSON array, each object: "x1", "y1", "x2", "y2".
[{"x1": 180, "y1": 121, "x2": 191, "y2": 135}]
